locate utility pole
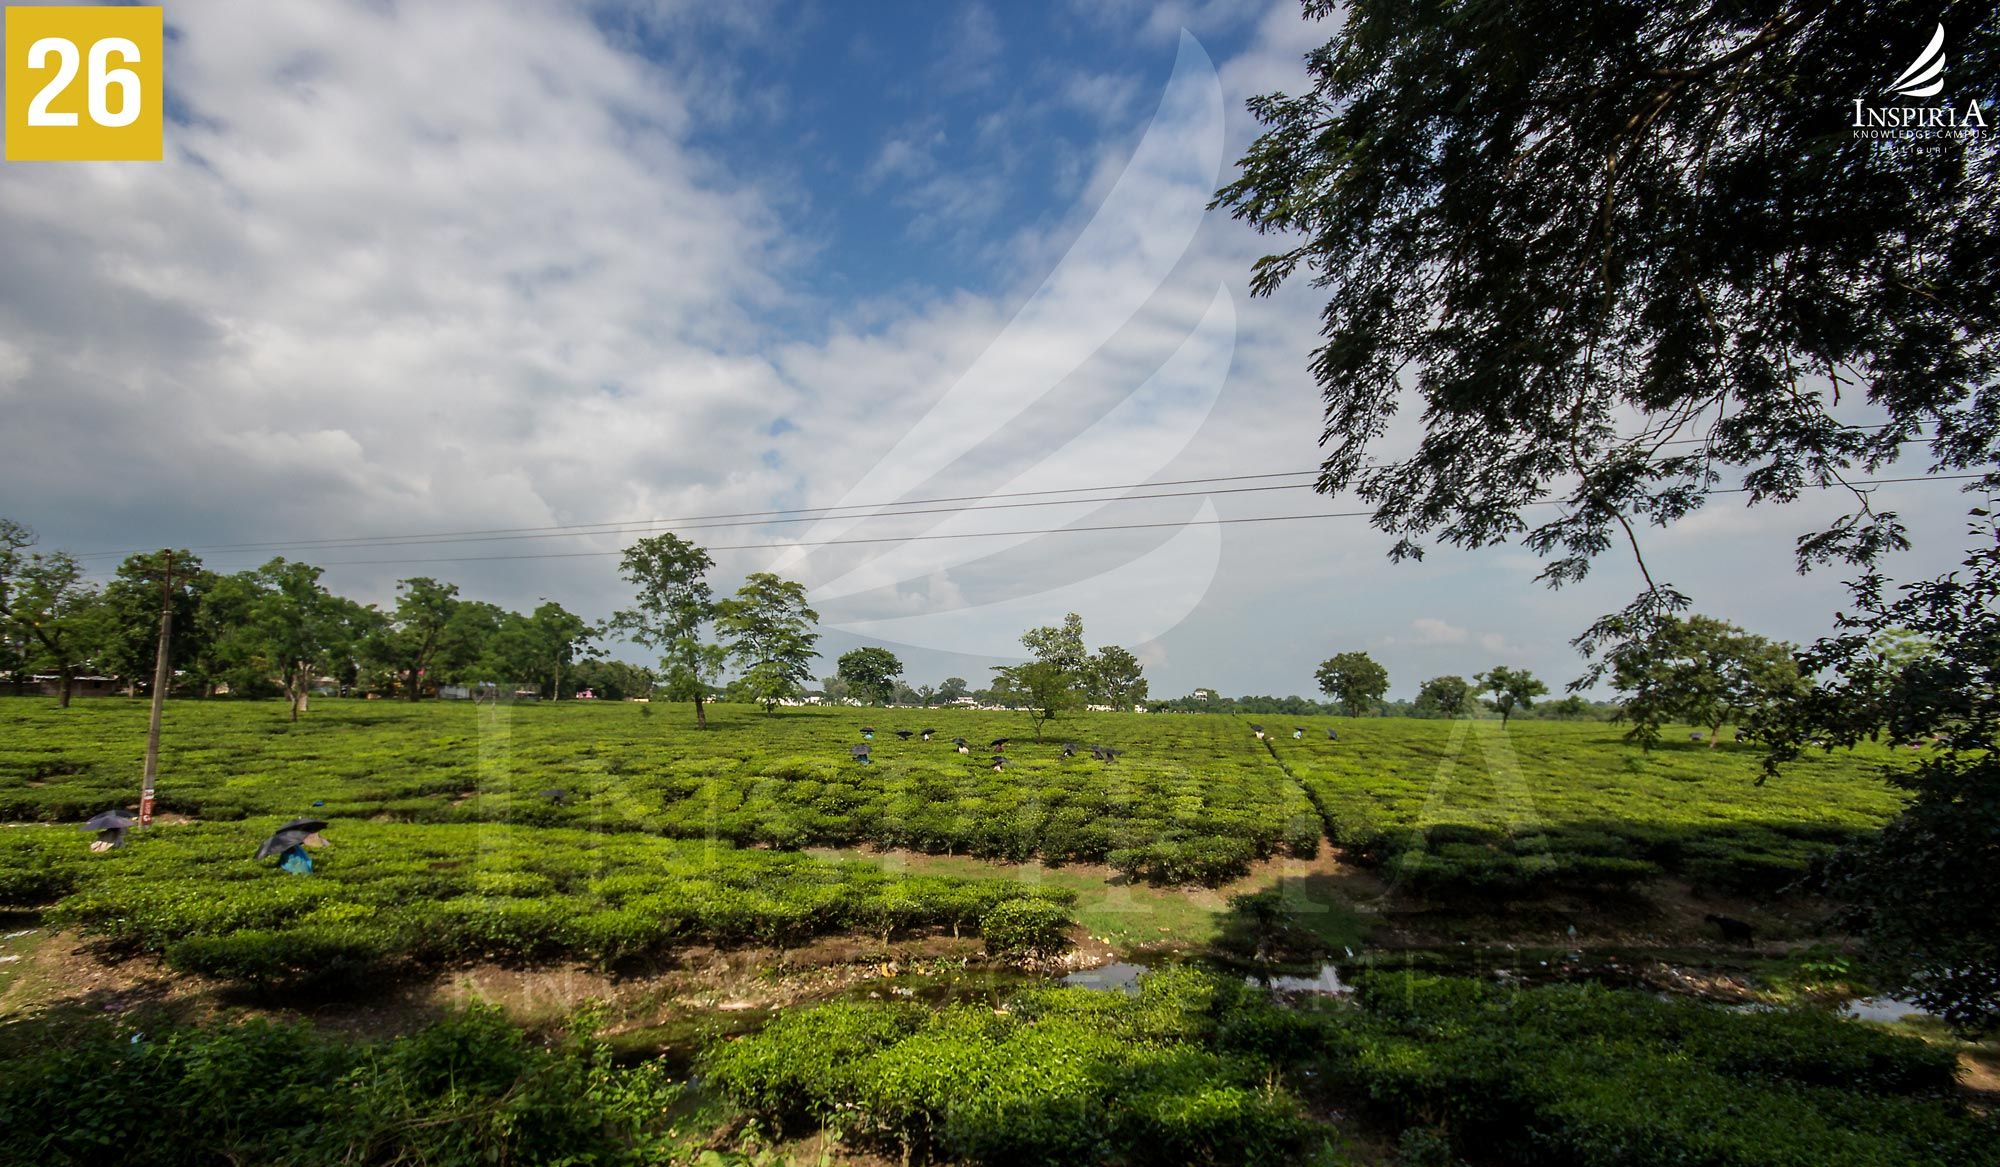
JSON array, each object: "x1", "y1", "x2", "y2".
[{"x1": 139, "y1": 550, "x2": 173, "y2": 828}]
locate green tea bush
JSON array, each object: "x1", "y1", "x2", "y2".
[
  {"x1": 1314, "y1": 972, "x2": 1994, "y2": 1167},
  {"x1": 980, "y1": 897, "x2": 1071, "y2": 965},
  {"x1": 0, "y1": 1006, "x2": 684, "y2": 1166},
  {"x1": 18, "y1": 820, "x2": 1074, "y2": 985},
  {"x1": 701, "y1": 970, "x2": 1315, "y2": 1166}
]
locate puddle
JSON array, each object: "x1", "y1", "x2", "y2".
[
  {"x1": 1843, "y1": 996, "x2": 1928, "y2": 1023},
  {"x1": 1061, "y1": 962, "x2": 1151, "y2": 993},
  {"x1": 1251, "y1": 963, "x2": 1351, "y2": 995}
]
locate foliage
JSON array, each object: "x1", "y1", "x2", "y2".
[
  {"x1": 6, "y1": 820, "x2": 1071, "y2": 984},
  {"x1": 715, "y1": 573, "x2": 819, "y2": 713},
  {"x1": 1, "y1": 545, "x2": 106, "y2": 707},
  {"x1": 989, "y1": 660, "x2": 1078, "y2": 740},
  {"x1": 1474, "y1": 665, "x2": 1547, "y2": 726},
  {"x1": 1412, "y1": 675, "x2": 1472, "y2": 719},
  {"x1": 836, "y1": 646, "x2": 903, "y2": 706},
  {"x1": 0, "y1": 1006, "x2": 687, "y2": 1166},
  {"x1": 1085, "y1": 644, "x2": 1148, "y2": 709},
  {"x1": 1758, "y1": 513, "x2": 2000, "y2": 1036},
  {"x1": 1314, "y1": 652, "x2": 1388, "y2": 718},
  {"x1": 980, "y1": 897, "x2": 1072, "y2": 965},
  {"x1": 1272, "y1": 715, "x2": 1908, "y2": 898},
  {"x1": 1608, "y1": 613, "x2": 1802, "y2": 748},
  {"x1": 701, "y1": 969, "x2": 1316, "y2": 1165},
  {"x1": 1310, "y1": 972, "x2": 1995, "y2": 1167},
  {"x1": 610, "y1": 533, "x2": 724, "y2": 728}
]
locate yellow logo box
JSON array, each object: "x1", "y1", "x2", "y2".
[{"x1": 5, "y1": 5, "x2": 163, "y2": 161}]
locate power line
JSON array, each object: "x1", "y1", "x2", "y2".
[{"x1": 227, "y1": 471, "x2": 1987, "y2": 569}]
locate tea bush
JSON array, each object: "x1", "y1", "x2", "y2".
[
  {"x1": 980, "y1": 897, "x2": 1071, "y2": 965},
  {"x1": 10, "y1": 820, "x2": 1073, "y2": 984},
  {"x1": 701, "y1": 968, "x2": 1316, "y2": 1165},
  {"x1": 1270, "y1": 715, "x2": 1909, "y2": 897},
  {"x1": 0, "y1": 1006, "x2": 686, "y2": 1166},
  {"x1": 1308, "y1": 972, "x2": 1994, "y2": 1167}
]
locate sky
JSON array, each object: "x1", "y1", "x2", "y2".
[{"x1": 0, "y1": 0, "x2": 1978, "y2": 700}]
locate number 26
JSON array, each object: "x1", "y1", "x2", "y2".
[{"x1": 26, "y1": 36, "x2": 144, "y2": 129}]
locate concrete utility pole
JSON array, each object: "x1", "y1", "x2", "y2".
[{"x1": 139, "y1": 550, "x2": 173, "y2": 828}]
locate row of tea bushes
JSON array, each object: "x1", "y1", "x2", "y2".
[
  {"x1": 0, "y1": 701, "x2": 1325, "y2": 884},
  {"x1": 1308, "y1": 972, "x2": 1992, "y2": 1167},
  {"x1": 704, "y1": 967, "x2": 1996, "y2": 1167},
  {"x1": 700, "y1": 968, "x2": 1321, "y2": 1165},
  {"x1": 2, "y1": 820, "x2": 1073, "y2": 983},
  {"x1": 1268, "y1": 715, "x2": 1908, "y2": 897},
  {"x1": 0, "y1": 1005, "x2": 688, "y2": 1166}
]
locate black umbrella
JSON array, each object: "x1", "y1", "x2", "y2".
[
  {"x1": 1326, "y1": 728, "x2": 1339, "y2": 741},
  {"x1": 851, "y1": 743, "x2": 872, "y2": 761},
  {"x1": 81, "y1": 809, "x2": 136, "y2": 832},
  {"x1": 894, "y1": 729, "x2": 913, "y2": 740},
  {"x1": 1060, "y1": 743, "x2": 1077, "y2": 757},
  {"x1": 256, "y1": 818, "x2": 330, "y2": 860},
  {"x1": 990, "y1": 738, "x2": 1009, "y2": 749},
  {"x1": 541, "y1": 788, "x2": 568, "y2": 805},
  {"x1": 990, "y1": 755, "x2": 1007, "y2": 770},
  {"x1": 920, "y1": 728, "x2": 936, "y2": 741}
]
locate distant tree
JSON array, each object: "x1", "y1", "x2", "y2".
[
  {"x1": 570, "y1": 658, "x2": 656, "y2": 702},
  {"x1": 1607, "y1": 615, "x2": 1801, "y2": 747},
  {"x1": 714, "y1": 572, "x2": 819, "y2": 713},
  {"x1": 610, "y1": 534, "x2": 724, "y2": 728},
  {"x1": 363, "y1": 577, "x2": 463, "y2": 702},
  {"x1": 818, "y1": 674, "x2": 853, "y2": 704},
  {"x1": 1021, "y1": 613, "x2": 1089, "y2": 675},
  {"x1": 97, "y1": 550, "x2": 213, "y2": 697},
  {"x1": 1476, "y1": 666, "x2": 1547, "y2": 726},
  {"x1": 1413, "y1": 674, "x2": 1473, "y2": 718},
  {"x1": 836, "y1": 646, "x2": 903, "y2": 706},
  {"x1": 1546, "y1": 694, "x2": 1595, "y2": 720},
  {"x1": 1086, "y1": 644, "x2": 1149, "y2": 709},
  {"x1": 522, "y1": 601, "x2": 596, "y2": 700},
  {"x1": 990, "y1": 660, "x2": 1078, "y2": 740},
  {"x1": 4, "y1": 548, "x2": 107, "y2": 707},
  {"x1": 916, "y1": 683, "x2": 938, "y2": 707},
  {"x1": 229, "y1": 559, "x2": 376, "y2": 720},
  {"x1": 1315, "y1": 651, "x2": 1388, "y2": 717},
  {"x1": 937, "y1": 676, "x2": 969, "y2": 703},
  {"x1": 0, "y1": 519, "x2": 35, "y2": 694}
]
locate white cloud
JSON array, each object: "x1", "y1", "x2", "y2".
[{"x1": 1411, "y1": 617, "x2": 1469, "y2": 645}]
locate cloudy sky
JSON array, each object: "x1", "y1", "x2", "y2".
[{"x1": 0, "y1": 0, "x2": 1975, "y2": 699}]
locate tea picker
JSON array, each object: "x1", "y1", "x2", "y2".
[
  {"x1": 1293, "y1": 726, "x2": 1305, "y2": 740},
  {"x1": 860, "y1": 726, "x2": 875, "y2": 740},
  {"x1": 82, "y1": 808, "x2": 136, "y2": 853},
  {"x1": 894, "y1": 729, "x2": 913, "y2": 740},
  {"x1": 541, "y1": 788, "x2": 568, "y2": 805},
  {"x1": 851, "y1": 743, "x2": 872, "y2": 765},
  {"x1": 256, "y1": 817, "x2": 329, "y2": 875},
  {"x1": 919, "y1": 728, "x2": 936, "y2": 742},
  {"x1": 1251, "y1": 724, "x2": 1266, "y2": 740},
  {"x1": 952, "y1": 736, "x2": 970, "y2": 755}
]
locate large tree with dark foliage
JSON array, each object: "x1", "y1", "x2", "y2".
[{"x1": 1218, "y1": 1, "x2": 1998, "y2": 1030}]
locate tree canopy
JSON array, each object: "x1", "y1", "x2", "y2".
[
  {"x1": 1315, "y1": 651, "x2": 1389, "y2": 717},
  {"x1": 836, "y1": 646, "x2": 903, "y2": 707},
  {"x1": 610, "y1": 534, "x2": 723, "y2": 728},
  {"x1": 1476, "y1": 666, "x2": 1549, "y2": 726},
  {"x1": 714, "y1": 572, "x2": 819, "y2": 713}
]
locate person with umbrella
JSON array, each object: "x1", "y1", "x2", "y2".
[
  {"x1": 257, "y1": 817, "x2": 329, "y2": 875},
  {"x1": 81, "y1": 808, "x2": 136, "y2": 853}
]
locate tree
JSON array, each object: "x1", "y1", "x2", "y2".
[
  {"x1": 1086, "y1": 644, "x2": 1149, "y2": 709},
  {"x1": 365, "y1": 577, "x2": 462, "y2": 702},
  {"x1": 1315, "y1": 651, "x2": 1388, "y2": 717},
  {"x1": 937, "y1": 676, "x2": 969, "y2": 703},
  {"x1": 915, "y1": 683, "x2": 937, "y2": 707},
  {"x1": 836, "y1": 646, "x2": 903, "y2": 707},
  {"x1": 228, "y1": 559, "x2": 375, "y2": 721},
  {"x1": 1414, "y1": 674, "x2": 1473, "y2": 718},
  {"x1": 0, "y1": 519, "x2": 40, "y2": 694},
  {"x1": 990, "y1": 660, "x2": 1078, "y2": 741},
  {"x1": 818, "y1": 674, "x2": 853, "y2": 705},
  {"x1": 1606, "y1": 615, "x2": 1802, "y2": 747},
  {"x1": 1476, "y1": 666, "x2": 1548, "y2": 727},
  {"x1": 569, "y1": 658, "x2": 656, "y2": 701},
  {"x1": 99, "y1": 551, "x2": 214, "y2": 698},
  {"x1": 1217, "y1": 0, "x2": 1999, "y2": 1029},
  {"x1": 1020, "y1": 613, "x2": 1088, "y2": 674},
  {"x1": 4, "y1": 549, "x2": 107, "y2": 707},
  {"x1": 611, "y1": 534, "x2": 723, "y2": 728},
  {"x1": 714, "y1": 572, "x2": 819, "y2": 713},
  {"x1": 1755, "y1": 514, "x2": 2000, "y2": 1035}
]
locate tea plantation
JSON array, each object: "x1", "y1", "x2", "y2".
[{"x1": 0, "y1": 699, "x2": 1909, "y2": 896}]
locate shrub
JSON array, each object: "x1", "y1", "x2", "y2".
[{"x1": 981, "y1": 897, "x2": 1072, "y2": 965}]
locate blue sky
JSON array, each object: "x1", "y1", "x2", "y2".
[{"x1": 0, "y1": 0, "x2": 1977, "y2": 701}]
